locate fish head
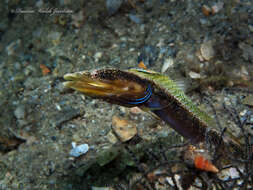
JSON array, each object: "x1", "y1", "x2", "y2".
[{"x1": 63, "y1": 68, "x2": 152, "y2": 107}]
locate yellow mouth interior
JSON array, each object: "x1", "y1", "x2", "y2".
[{"x1": 63, "y1": 72, "x2": 146, "y2": 98}]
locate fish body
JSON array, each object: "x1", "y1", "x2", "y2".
[
  {"x1": 128, "y1": 68, "x2": 215, "y2": 143},
  {"x1": 63, "y1": 68, "x2": 242, "y2": 153}
]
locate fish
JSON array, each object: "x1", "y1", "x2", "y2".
[{"x1": 63, "y1": 68, "x2": 243, "y2": 172}]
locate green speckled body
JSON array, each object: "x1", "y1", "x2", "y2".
[
  {"x1": 128, "y1": 69, "x2": 242, "y2": 153},
  {"x1": 129, "y1": 69, "x2": 215, "y2": 126},
  {"x1": 63, "y1": 68, "x2": 242, "y2": 150},
  {"x1": 128, "y1": 69, "x2": 216, "y2": 143}
]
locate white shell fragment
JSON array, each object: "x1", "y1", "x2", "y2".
[
  {"x1": 69, "y1": 142, "x2": 89, "y2": 157},
  {"x1": 94, "y1": 52, "x2": 103, "y2": 62},
  {"x1": 189, "y1": 71, "x2": 201, "y2": 79},
  {"x1": 218, "y1": 167, "x2": 241, "y2": 181},
  {"x1": 161, "y1": 57, "x2": 174, "y2": 73}
]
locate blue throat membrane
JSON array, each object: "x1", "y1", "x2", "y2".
[{"x1": 125, "y1": 84, "x2": 152, "y2": 105}]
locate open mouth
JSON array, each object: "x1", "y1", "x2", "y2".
[
  {"x1": 63, "y1": 70, "x2": 151, "y2": 105},
  {"x1": 63, "y1": 71, "x2": 117, "y2": 97}
]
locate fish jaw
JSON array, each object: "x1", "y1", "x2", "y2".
[
  {"x1": 63, "y1": 71, "x2": 116, "y2": 97},
  {"x1": 63, "y1": 69, "x2": 151, "y2": 107}
]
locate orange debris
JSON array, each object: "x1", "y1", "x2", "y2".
[
  {"x1": 112, "y1": 116, "x2": 137, "y2": 142},
  {"x1": 194, "y1": 155, "x2": 219, "y2": 173},
  {"x1": 138, "y1": 61, "x2": 147, "y2": 69},
  {"x1": 202, "y1": 5, "x2": 211, "y2": 16},
  {"x1": 40, "y1": 64, "x2": 50, "y2": 76}
]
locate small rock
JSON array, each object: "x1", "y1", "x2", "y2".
[
  {"x1": 249, "y1": 24, "x2": 253, "y2": 33},
  {"x1": 6, "y1": 39, "x2": 21, "y2": 55},
  {"x1": 218, "y1": 167, "x2": 240, "y2": 181},
  {"x1": 211, "y1": 2, "x2": 224, "y2": 14},
  {"x1": 189, "y1": 71, "x2": 201, "y2": 79},
  {"x1": 53, "y1": 107, "x2": 82, "y2": 128},
  {"x1": 128, "y1": 14, "x2": 142, "y2": 24},
  {"x1": 35, "y1": 0, "x2": 43, "y2": 7},
  {"x1": 106, "y1": 0, "x2": 124, "y2": 15},
  {"x1": 195, "y1": 50, "x2": 204, "y2": 62},
  {"x1": 200, "y1": 41, "x2": 215, "y2": 61},
  {"x1": 112, "y1": 116, "x2": 137, "y2": 142},
  {"x1": 161, "y1": 57, "x2": 174, "y2": 73},
  {"x1": 202, "y1": 5, "x2": 211, "y2": 16},
  {"x1": 242, "y1": 95, "x2": 253, "y2": 106},
  {"x1": 239, "y1": 42, "x2": 253, "y2": 61},
  {"x1": 106, "y1": 130, "x2": 118, "y2": 144},
  {"x1": 14, "y1": 105, "x2": 26, "y2": 119},
  {"x1": 130, "y1": 107, "x2": 143, "y2": 114},
  {"x1": 71, "y1": 10, "x2": 85, "y2": 28},
  {"x1": 94, "y1": 52, "x2": 103, "y2": 62},
  {"x1": 165, "y1": 174, "x2": 182, "y2": 189},
  {"x1": 69, "y1": 142, "x2": 89, "y2": 157}
]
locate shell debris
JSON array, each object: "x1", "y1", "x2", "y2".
[
  {"x1": 211, "y1": 2, "x2": 224, "y2": 14},
  {"x1": 189, "y1": 71, "x2": 201, "y2": 79},
  {"x1": 202, "y1": 5, "x2": 211, "y2": 16},
  {"x1": 161, "y1": 57, "x2": 174, "y2": 73},
  {"x1": 200, "y1": 41, "x2": 215, "y2": 61},
  {"x1": 112, "y1": 116, "x2": 137, "y2": 142},
  {"x1": 69, "y1": 142, "x2": 89, "y2": 157}
]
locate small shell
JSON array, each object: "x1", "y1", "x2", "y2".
[
  {"x1": 202, "y1": 5, "x2": 211, "y2": 16},
  {"x1": 6, "y1": 39, "x2": 21, "y2": 55},
  {"x1": 112, "y1": 116, "x2": 137, "y2": 142},
  {"x1": 242, "y1": 95, "x2": 253, "y2": 106},
  {"x1": 200, "y1": 41, "x2": 215, "y2": 61},
  {"x1": 106, "y1": 0, "x2": 123, "y2": 15},
  {"x1": 218, "y1": 167, "x2": 241, "y2": 181},
  {"x1": 194, "y1": 155, "x2": 219, "y2": 173},
  {"x1": 189, "y1": 71, "x2": 201, "y2": 79},
  {"x1": 161, "y1": 57, "x2": 174, "y2": 73},
  {"x1": 69, "y1": 143, "x2": 89, "y2": 157},
  {"x1": 211, "y1": 2, "x2": 224, "y2": 14},
  {"x1": 94, "y1": 52, "x2": 103, "y2": 62}
]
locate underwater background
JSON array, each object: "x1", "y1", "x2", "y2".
[{"x1": 0, "y1": 0, "x2": 252, "y2": 189}]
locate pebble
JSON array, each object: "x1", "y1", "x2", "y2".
[
  {"x1": 35, "y1": 0, "x2": 43, "y2": 7},
  {"x1": 71, "y1": 10, "x2": 85, "y2": 28},
  {"x1": 69, "y1": 142, "x2": 89, "y2": 157},
  {"x1": 218, "y1": 167, "x2": 240, "y2": 181},
  {"x1": 161, "y1": 57, "x2": 174, "y2": 73},
  {"x1": 6, "y1": 39, "x2": 21, "y2": 55},
  {"x1": 189, "y1": 71, "x2": 201, "y2": 79},
  {"x1": 249, "y1": 24, "x2": 253, "y2": 33},
  {"x1": 165, "y1": 174, "x2": 182, "y2": 190},
  {"x1": 106, "y1": 130, "x2": 118, "y2": 144},
  {"x1": 211, "y1": 2, "x2": 224, "y2": 14},
  {"x1": 242, "y1": 95, "x2": 253, "y2": 106},
  {"x1": 53, "y1": 107, "x2": 82, "y2": 128},
  {"x1": 238, "y1": 42, "x2": 253, "y2": 61},
  {"x1": 112, "y1": 116, "x2": 137, "y2": 142},
  {"x1": 200, "y1": 41, "x2": 215, "y2": 61},
  {"x1": 130, "y1": 107, "x2": 143, "y2": 114},
  {"x1": 128, "y1": 14, "x2": 142, "y2": 24},
  {"x1": 14, "y1": 105, "x2": 26, "y2": 119},
  {"x1": 94, "y1": 52, "x2": 103, "y2": 62},
  {"x1": 106, "y1": 0, "x2": 124, "y2": 15},
  {"x1": 202, "y1": 5, "x2": 211, "y2": 16}
]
